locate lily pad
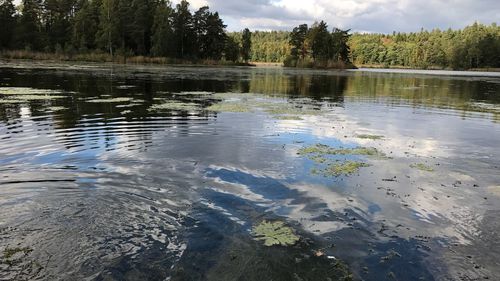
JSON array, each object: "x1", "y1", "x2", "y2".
[{"x1": 252, "y1": 221, "x2": 300, "y2": 247}]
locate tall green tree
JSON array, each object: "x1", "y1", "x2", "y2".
[
  {"x1": 241, "y1": 28, "x2": 251, "y2": 62},
  {"x1": 73, "y1": 0, "x2": 101, "y2": 51},
  {"x1": 151, "y1": 0, "x2": 174, "y2": 57},
  {"x1": 0, "y1": 0, "x2": 16, "y2": 49},
  {"x1": 309, "y1": 21, "x2": 330, "y2": 61},
  {"x1": 16, "y1": 0, "x2": 44, "y2": 50},
  {"x1": 97, "y1": 0, "x2": 120, "y2": 55},
  {"x1": 131, "y1": 0, "x2": 155, "y2": 55},
  {"x1": 290, "y1": 24, "x2": 308, "y2": 59},
  {"x1": 173, "y1": 0, "x2": 194, "y2": 58}
]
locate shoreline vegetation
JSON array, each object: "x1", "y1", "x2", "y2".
[{"x1": 0, "y1": 50, "x2": 255, "y2": 67}]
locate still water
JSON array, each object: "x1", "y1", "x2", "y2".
[{"x1": 0, "y1": 62, "x2": 499, "y2": 281}]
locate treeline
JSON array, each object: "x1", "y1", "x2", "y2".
[
  {"x1": 284, "y1": 21, "x2": 352, "y2": 68},
  {"x1": 0, "y1": 0, "x2": 251, "y2": 62},
  {"x1": 349, "y1": 23, "x2": 500, "y2": 69}
]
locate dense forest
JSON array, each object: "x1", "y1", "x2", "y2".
[
  {"x1": 0, "y1": 0, "x2": 251, "y2": 62},
  {"x1": 0, "y1": 0, "x2": 499, "y2": 69},
  {"x1": 349, "y1": 23, "x2": 500, "y2": 69},
  {"x1": 241, "y1": 22, "x2": 500, "y2": 70}
]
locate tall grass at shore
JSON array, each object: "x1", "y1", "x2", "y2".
[{"x1": 0, "y1": 50, "x2": 253, "y2": 66}]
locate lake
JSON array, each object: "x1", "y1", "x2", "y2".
[{"x1": 0, "y1": 61, "x2": 499, "y2": 281}]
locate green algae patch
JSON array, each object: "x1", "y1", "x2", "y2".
[
  {"x1": 264, "y1": 105, "x2": 320, "y2": 116},
  {"x1": 0, "y1": 87, "x2": 66, "y2": 95},
  {"x1": 272, "y1": 115, "x2": 304, "y2": 121},
  {"x1": 298, "y1": 144, "x2": 387, "y2": 158},
  {"x1": 356, "y1": 134, "x2": 384, "y2": 140},
  {"x1": 0, "y1": 99, "x2": 25, "y2": 104},
  {"x1": 148, "y1": 101, "x2": 200, "y2": 112},
  {"x1": 206, "y1": 102, "x2": 252, "y2": 113},
  {"x1": 174, "y1": 91, "x2": 213, "y2": 96},
  {"x1": 46, "y1": 106, "x2": 67, "y2": 111},
  {"x1": 87, "y1": 97, "x2": 133, "y2": 103},
  {"x1": 3, "y1": 247, "x2": 32, "y2": 260},
  {"x1": 322, "y1": 161, "x2": 371, "y2": 177},
  {"x1": 252, "y1": 221, "x2": 300, "y2": 247},
  {"x1": 410, "y1": 163, "x2": 435, "y2": 172}
]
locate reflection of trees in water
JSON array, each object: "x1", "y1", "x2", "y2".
[
  {"x1": 246, "y1": 71, "x2": 348, "y2": 102},
  {"x1": 346, "y1": 73, "x2": 500, "y2": 104}
]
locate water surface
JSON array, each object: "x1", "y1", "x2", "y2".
[{"x1": 0, "y1": 62, "x2": 499, "y2": 281}]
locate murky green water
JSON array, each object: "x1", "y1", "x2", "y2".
[{"x1": 0, "y1": 61, "x2": 499, "y2": 281}]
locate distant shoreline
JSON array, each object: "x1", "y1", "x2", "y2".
[{"x1": 352, "y1": 64, "x2": 500, "y2": 73}]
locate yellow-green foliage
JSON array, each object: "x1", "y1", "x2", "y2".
[{"x1": 252, "y1": 221, "x2": 300, "y2": 247}]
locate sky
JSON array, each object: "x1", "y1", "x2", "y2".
[
  {"x1": 12, "y1": 0, "x2": 499, "y2": 33},
  {"x1": 173, "y1": 0, "x2": 499, "y2": 33}
]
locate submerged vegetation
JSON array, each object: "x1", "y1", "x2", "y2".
[{"x1": 252, "y1": 221, "x2": 300, "y2": 247}]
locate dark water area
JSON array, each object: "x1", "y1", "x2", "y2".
[{"x1": 0, "y1": 61, "x2": 499, "y2": 281}]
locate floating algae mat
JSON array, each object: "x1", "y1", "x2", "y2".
[
  {"x1": 355, "y1": 134, "x2": 385, "y2": 140},
  {"x1": 298, "y1": 144, "x2": 387, "y2": 158},
  {"x1": 410, "y1": 163, "x2": 435, "y2": 172},
  {"x1": 46, "y1": 106, "x2": 68, "y2": 112},
  {"x1": 314, "y1": 161, "x2": 371, "y2": 177},
  {"x1": 148, "y1": 101, "x2": 200, "y2": 112},
  {"x1": 298, "y1": 144, "x2": 387, "y2": 177},
  {"x1": 87, "y1": 97, "x2": 134, "y2": 103},
  {"x1": 252, "y1": 221, "x2": 300, "y2": 247},
  {"x1": 206, "y1": 102, "x2": 252, "y2": 113},
  {"x1": 0, "y1": 87, "x2": 67, "y2": 95}
]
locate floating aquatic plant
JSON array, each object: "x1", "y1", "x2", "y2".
[
  {"x1": 356, "y1": 134, "x2": 384, "y2": 140},
  {"x1": 87, "y1": 97, "x2": 133, "y2": 103},
  {"x1": 322, "y1": 161, "x2": 371, "y2": 177},
  {"x1": 272, "y1": 115, "x2": 304, "y2": 120},
  {"x1": 0, "y1": 87, "x2": 66, "y2": 95},
  {"x1": 46, "y1": 106, "x2": 67, "y2": 111},
  {"x1": 252, "y1": 221, "x2": 300, "y2": 247},
  {"x1": 298, "y1": 144, "x2": 386, "y2": 158},
  {"x1": 148, "y1": 101, "x2": 200, "y2": 112},
  {"x1": 410, "y1": 163, "x2": 434, "y2": 172},
  {"x1": 0, "y1": 99, "x2": 25, "y2": 104},
  {"x1": 206, "y1": 102, "x2": 252, "y2": 113}
]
